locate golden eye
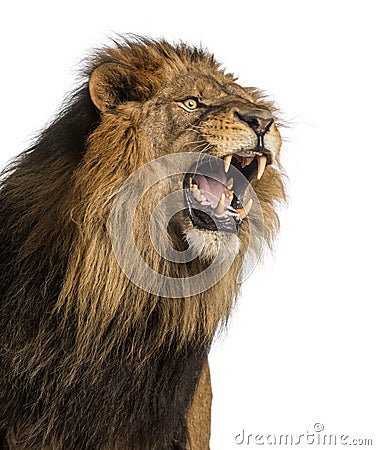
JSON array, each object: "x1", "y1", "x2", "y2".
[{"x1": 182, "y1": 98, "x2": 199, "y2": 111}]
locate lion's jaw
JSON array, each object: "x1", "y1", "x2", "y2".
[{"x1": 184, "y1": 227, "x2": 240, "y2": 264}]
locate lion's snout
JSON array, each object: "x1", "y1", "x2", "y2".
[{"x1": 234, "y1": 110, "x2": 274, "y2": 136}]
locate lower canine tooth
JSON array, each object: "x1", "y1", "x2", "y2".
[
  {"x1": 214, "y1": 193, "x2": 226, "y2": 215},
  {"x1": 237, "y1": 198, "x2": 253, "y2": 220},
  {"x1": 192, "y1": 189, "x2": 206, "y2": 202},
  {"x1": 257, "y1": 155, "x2": 267, "y2": 180},
  {"x1": 244, "y1": 198, "x2": 253, "y2": 215}
]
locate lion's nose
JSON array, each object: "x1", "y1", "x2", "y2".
[{"x1": 235, "y1": 112, "x2": 274, "y2": 135}]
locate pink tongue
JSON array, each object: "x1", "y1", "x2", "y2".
[{"x1": 193, "y1": 174, "x2": 231, "y2": 206}]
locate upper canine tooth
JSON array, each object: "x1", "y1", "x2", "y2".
[
  {"x1": 223, "y1": 155, "x2": 232, "y2": 173},
  {"x1": 257, "y1": 155, "x2": 267, "y2": 180},
  {"x1": 214, "y1": 193, "x2": 226, "y2": 215}
]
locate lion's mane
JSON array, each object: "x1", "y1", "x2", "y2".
[{"x1": 0, "y1": 37, "x2": 285, "y2": 449}]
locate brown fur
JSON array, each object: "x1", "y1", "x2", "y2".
[
  {"x1": 0, "y1": 37, "x2": 285, "y2": 449},
  {"x1": 187, "y1": 364, "x2": 212, "y2": 450}
]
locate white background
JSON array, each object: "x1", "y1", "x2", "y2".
[{"x1": 1, "y1": 1, "x2": 375, "y2": 448}]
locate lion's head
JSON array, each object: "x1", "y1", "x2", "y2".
[{"x1": 86, "y1": 38, "x2": 285, "y2": 264}]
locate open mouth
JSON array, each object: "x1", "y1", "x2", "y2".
[{"x1": 183, "y1": 150, "x2": 270, "y2": 233}]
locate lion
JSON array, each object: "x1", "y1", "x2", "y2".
[{"x1": 0, "y1": 37, "x2": 285, "y2": 449}]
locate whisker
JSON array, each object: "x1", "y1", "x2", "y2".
[
  {"x1": 191, "y1": 142, "x2": 210, "y2": 152},
  {"x1": 186, "y1": 127, "x2": 211, "y2": 138},
  {"x1": 186, "y1": 128, "x2": 201, "y2": 135},
  {"x1": 182, "y1": 139, "x2": 208, "y2": 147}
]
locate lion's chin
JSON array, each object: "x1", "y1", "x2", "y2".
[{"x1": 184, "y1": 228, "x2": 240, "y2": 264}]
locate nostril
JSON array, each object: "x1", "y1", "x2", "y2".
[
  {"x1": 255, "y1": 117, "x2": 274, "y2": 134},
  {"x1": 247, "y1": 116, "x2": 261, "y2": 132},
  {"x1": 235, "y1": 112, "x2": 274, "y2": 135}
]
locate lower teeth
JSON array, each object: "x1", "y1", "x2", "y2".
[{"x1": 189, "y1": 180, "x2": 241, "y2": 219}]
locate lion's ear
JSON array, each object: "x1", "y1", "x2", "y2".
[{"x1": 89, "y1": 63, "x2": 132, "y2": 112}]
